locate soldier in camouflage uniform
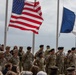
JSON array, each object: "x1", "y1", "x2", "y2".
[
  {"x1": 69, "y1": 47, "x2": 76, "y2": 67},
  {"x1": 0, "y1": 51, "x2": 7, "y2": 70},
  {"x1": 46, "y1": 48, "x2": 56, "y2": 75},
  {"x1": 9, "y1": 49, "x2": 19, "y2": 66},
  {"x1": 56, "y1": 47, "x2": 65, "y2": 74},
  {"x1": 34, "y1": 52, "x2": 45, "y2": 71},
  {"x1": 35, "y1": 45, "x2": 44, "y2": 59},
  {"x1": 44, "y1": 45, "x2": 50, "y2": 57},
  {"x1": 4, "y1": 46, "x2": 12, "y2": 62},
  {"x1": 22, "y1": 46, "x2": 34, "y2": 71},
  {"x1": 64, "y1": 50, "x2": 71, "y2": 75}
]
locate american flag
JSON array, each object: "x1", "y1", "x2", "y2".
[{"x1": 9, "y1": 0, "x2": 43, "y2": 34}]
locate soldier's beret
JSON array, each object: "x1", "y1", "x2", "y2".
[
  {"x1": 46, "y1": 45, "x2": 50, "y2": 48},
  {"x1": 48, "y1": 48, "x2": 54, "y2": 52},
  {"x1": 67, "y1": 67, "x2": 75, "y2": 71},
  {"x1": 39, "y1": 45, "x2": 44, "y2": 48},
  {"x1": 27, "y1": 46, "x2": 31, "y2": 50},
  {"x1": 58, "y1": 47, "x2": 64, "y2": 50},
  {"x1": 71, "y1": 47, "x2": 76, "y2": 51}
]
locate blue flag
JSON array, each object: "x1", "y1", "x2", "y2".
[
  {"x1": 12, "y1": 0, "x2": 25, "y2": 14},
  {"x1": 60, "y1": 7, "x2": 75, "y2": 33}
]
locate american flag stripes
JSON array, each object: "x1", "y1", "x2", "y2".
[{"x1": 9, "y1": 0, "x2": 43, "y2": 34}]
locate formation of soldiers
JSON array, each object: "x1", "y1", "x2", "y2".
[{"x1": 0, "y1": 44, "x2": 76, "y2": 75}]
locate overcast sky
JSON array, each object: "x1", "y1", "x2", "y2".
[{"x1": 0, "y1": 0, "x2": 76, "y2": 52}]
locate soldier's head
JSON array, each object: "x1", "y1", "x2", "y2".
[
  {"x1": 19, "y1": 46, "x2": 23, "y2": 52},
  {"x1": 67, "y1": 67, "x2": 75, "y2": 75},
  {"x1": 71, "y1": 47, "x2": 76, "y2": 53},
  {"x1": 38, "y1": 52, "x2": 43, "y2": 58},
  {"x1": 58, "y1": 47, "x2": 64, "y2": 53},
  {"x1": 6, "y1": 46, "x2": 10, "y2": 52},
  {"x1": 27, "y1": 46, "x2": 31, "y2": 52},
  {"x1": 46, "y1": 45, "x2": 50, "y2": 49},
  {"x1": 39, "y1": 45, "x2": 44, "y2": 50},
  {"x1": 13, "y1": 49, "x2": 18, "y2": 56},
  {"x1": 67, "y1": 50, "x2": 71, "y2": 54},
  {"x1": 48, "y1": 48, "x2": 55, "y2": 54}
]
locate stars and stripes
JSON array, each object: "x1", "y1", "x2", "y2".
[{"x1": 9, "y1": 0, "x2": 43, "y2": 34}]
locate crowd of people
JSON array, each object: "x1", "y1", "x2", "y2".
[{"x1": 0, "y1": 44, "x2": 76, "y2": 75}]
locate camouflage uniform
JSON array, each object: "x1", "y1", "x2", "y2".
[
  {"x1": 4, "y1": 53, "x2": 12, "y2": 62},
  {"x1": 0, "y1": 51, "x2": 7, "y2": 70},
  {"x1": 22, "y1": 51, "x2": 34, "y2": 71},
  {"x1": 56, "y1": 52, "x2": 65, "y2": 74},
  {"x1": 9, "y1": 56, "x2": 19, "y2": 66},
  {"x1": 46, "y1": 54, "x2": 56, "y2": 75},
  {"x1": 34, "y1": 57, "x2": 45, "y2": 71}
]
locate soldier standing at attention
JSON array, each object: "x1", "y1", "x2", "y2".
[
  {"x1": 22, "y1": 46, "x2": 34, "y2": 71},
  {"x1": 35, "y1": 45, "x2": 44, "y2": 59},
  {"x1": 9, "y1": 49, "x2": 20, "y2": 66},
  {"x1": 56, "y1": 47, "x2": 65, "y2": 75},
  {"x1": 69, "y1": 47, "x2": 76, "y2": 67},
  {"x1": 4, "y1": 46, "x2": 12, "y2": 62},
  {"x1": 44, "y1": 45, "x2": 50, "y2": 57},
  {"x1": 46, "y1": 48, "x2": 56, "y2": 75},
  {"x1": 34, "y1": 52, "x2": 45, "y2": 71},
  {"x1": 0, "y1": 51, "x2": 7, "y2": 70}
]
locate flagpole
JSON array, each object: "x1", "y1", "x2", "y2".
[
  {"x1": 4, "y1": 0, "x2": 8, "y2": 50},
  {"x1": 56, "y1": 0, "x2": 60, "y2": 51},
  {"x1": 75, "y1": 37, "x2": 76, "y2": 48},
  {"x1": 32, "y1": 33, "x2": 35, "y2": 54}
]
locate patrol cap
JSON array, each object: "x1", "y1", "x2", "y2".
[
  {"x1": 27, "y1": 46, "x2": 31, "y2": 50},
  {"x1": 67, "y1": 67, "x2": 75, "y2": 72},
  {"x1": 58, "y1": 47, "x2": 64, "y2": 50},
  {"x1": 71, "y1": 47, "x2": 76, "y2": 51},
  {"x1": 39, "y1": 45, "x2": 44, "y2": 48}
]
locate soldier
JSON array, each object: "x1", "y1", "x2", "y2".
[
  {"x1": 0, "y1": 51, "x2": 7, "y2": 70},
  {"x1": 35, "y1": 45, "x2": 44, "y2": 59},
  {"x1": 69, "y1": 47, "x2": 76, "y2": 67},
  {"x1": 44, "y1": 45, "x2": 50, "y2": 57},
  {"x1": 46, "y1": 48, "x2": 56, "y2": 75},
  {"x1": 64, "y1": 50, "x2": 71, "y2": 75},
  {"x1": 22, "y1": 46, "x2": 34, "y2": 71},
  {"x1": 18, "y1": 46, "x2": 25, "y2": 71},
  {"x1": 9, "y1": 49, "x2": 19, "y2": 66},
  {"x1": 4, "y1": 46, "x2": 12, "y2": 62},
  {"x1": 56, "y1": 47, "x2": 65, "y2": 74},
  {"x1": 34, "y1": 52, "x2": 45, "y2": 71}
]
